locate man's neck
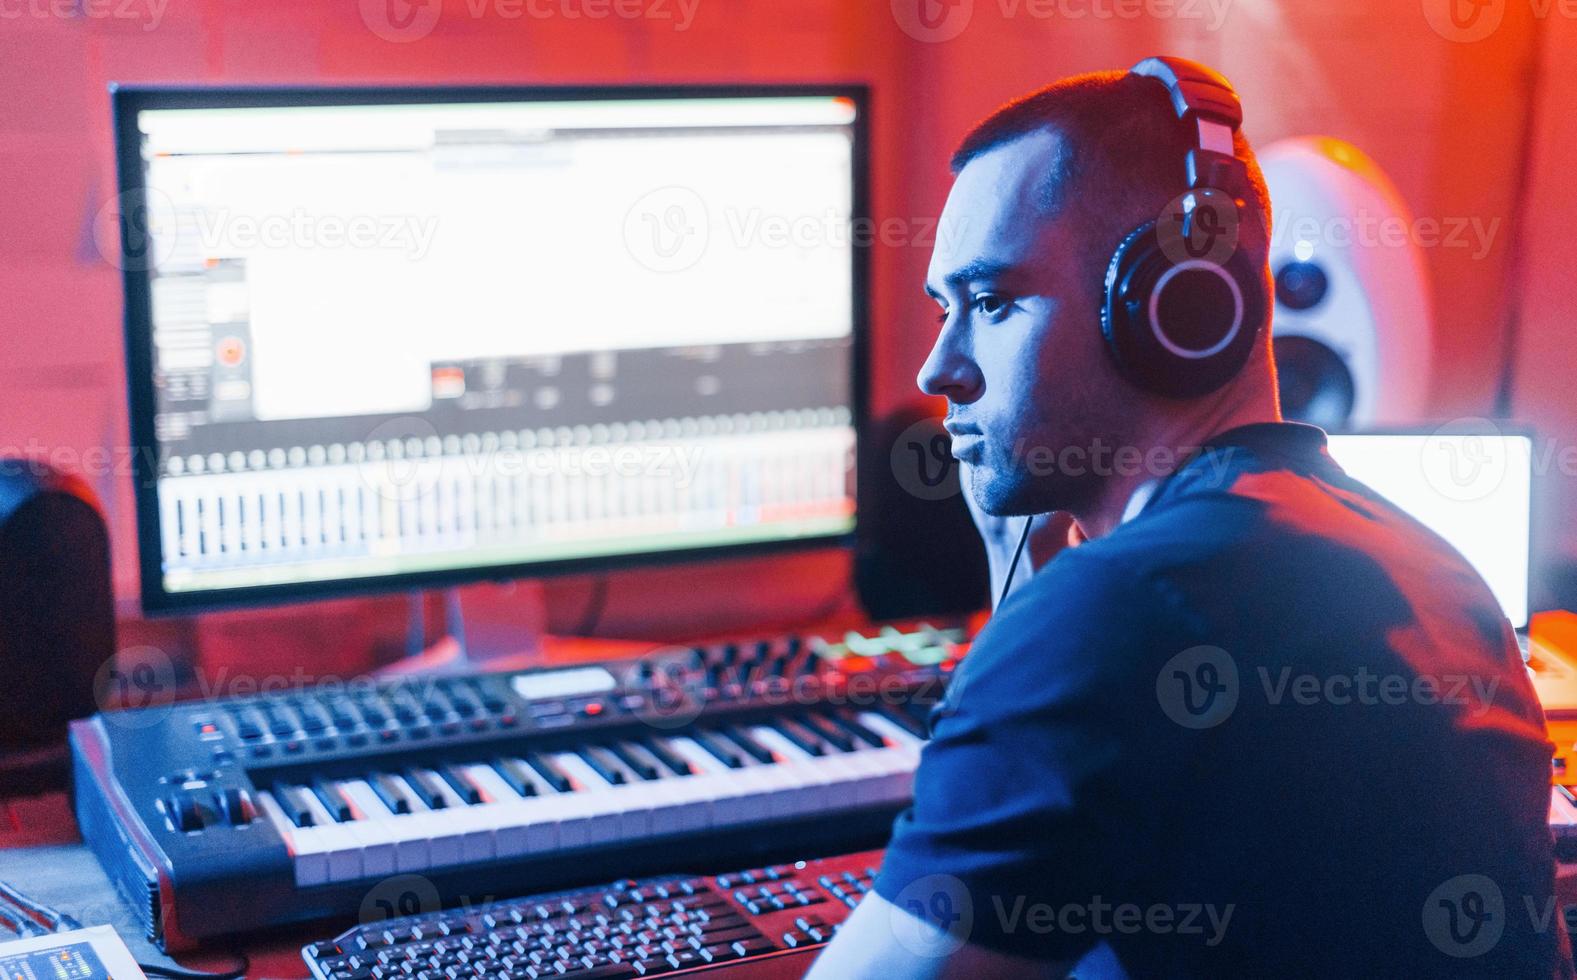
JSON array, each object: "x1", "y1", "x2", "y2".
[{"x1": 1070, "y1": 393, "x2": 1281, "y2": 540}]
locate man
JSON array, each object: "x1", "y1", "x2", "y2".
[{"x1": 809, "y1": 60, "x2": 1567, "y2": 977}]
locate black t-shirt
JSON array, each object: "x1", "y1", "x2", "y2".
[{"x1": 874, "y1": 422, "x2": 1568, "y2": 977}]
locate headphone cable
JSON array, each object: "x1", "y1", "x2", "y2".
[{"x1": 996, "y1": 515, "x2": 1035, "y2": 611}]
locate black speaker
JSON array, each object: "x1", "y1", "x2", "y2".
[
  {"x1": 855, "y1": 407, "x2": 989, "y2": 620},
  {"x1": 0, "y1": 460, "x2": 115, "y2": 787}
]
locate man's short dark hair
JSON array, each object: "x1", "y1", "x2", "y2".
[{"x1": 950, "y1": 69, "x2": 1272, "y2": 255}]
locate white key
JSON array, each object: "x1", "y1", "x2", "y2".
[
  {"x1": 355, "y1": 778, "x2": 433, "y2": 873},
  {"x1": 418, "y1": 769, "x2": 494, "y2": 864},
  {"x1": 750, "y1": 726, "x2": 833, "y2": 816},
  {"x1": 550, "y1": 752, "x2": 631, "y2": 845},
  {"x1": 294, "y1": 787, "x2": 364, "y2": 884},
  {"x1": 328, "y1": 779, "x2": 397, "y2": 877},
  {"x1": 857, "y1": 711, "x2": 927, "y2": 759},
  {"x1": 256, "y1": 790, "x2": 330, "y2": 888},
  {"x1": 393, "y1": 774, "x2": 464, "y2": 870},
  {"x1": 336, "y1": 780, "x2": 400, "y2": 876},
  {"x1": 626, "y1": 742, "x2": 711, "y2": 835},
  {"x1": 669, "y1": 737, "x2": 766, "y2": 827},
  {"x1": 462, "y1": 764, "x2": 543, "y2": 860}
]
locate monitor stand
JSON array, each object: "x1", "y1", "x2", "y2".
[{"x1": 376, "y1": 583, "x2": 654, "y2": 677}]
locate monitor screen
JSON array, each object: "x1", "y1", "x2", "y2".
[
  {"x1": 1326, "y1": 430, "x2": 1533, "y2": 630},
  {"x1": 114, "y1": 86, "x2": 866, "y2": 612}
]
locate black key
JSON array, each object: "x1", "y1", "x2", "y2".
[
  {"x1": 768, "y1": 720, "x2": 825, "y2": 757},
  {"x1": 275, "y1": 784, "x2": 314, "y2": 827},
  {"x1": 404, "y1": 769, "x2": 448, "y2": 810},
  {"x1": 609, "y1": 743, "x2": 660, "y2": 781},
  {"x1": 718, "y1": 726, "x2": 775, "y2": 765},
  {"x1": 524, "y1": 753, "x2": 575, "y2": 793},
  {"x1": 312, "y1": 779, "x2": 354, "y2": 822},
  {"x1": 493, "y1": 758, "x2": 538, "y2": 797},
  {"x1": 640, "y1": 738, "x2": 695, "y2": 776},
  {"x1": 691, "y1": 731, "x2": 743, "y2": 769},
  {"x1": 370, "y1": 773, "x2": 412, "y2": 814},
  {"x1": 438, "y1": 765, "x2": 483, "y2": 805},
  {"x1": 877, "y1": 704, "x2": 928, "y2": 739},
  {"x1": 830, "y1": 709, "x2": 890, "y2": 747},
  {"x1": 579, "y1": 748, "x2": 626, "y2": 786},
  {"x1": 800, "y1": 713, "x2": 855, "y2": 752}
]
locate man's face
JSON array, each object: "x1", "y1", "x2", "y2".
[{"x1": 920, "y1": 131, "x2": 1133, "y2": 516}]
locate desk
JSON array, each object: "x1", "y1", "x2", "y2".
[{"x1": 0, "y1": 794, "x2": 309, "y2": 979}]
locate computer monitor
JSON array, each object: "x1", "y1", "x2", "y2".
[
  {"x1": 1326, "y1": 429, "x2": 1533, "y2": 630},
  {"x1": 112, "y1": 85, "x2": 868, "y2": 613}
]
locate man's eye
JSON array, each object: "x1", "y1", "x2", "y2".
[{"x1": 973, "y1": 294, "x2": 1010, "y2": 318}]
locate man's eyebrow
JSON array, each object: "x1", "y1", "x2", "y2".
[{"x1": 923, "y1": 259, "x2": 1015, "y2": 301}]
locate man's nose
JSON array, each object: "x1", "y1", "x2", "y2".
[{"x1": 917, "y1": 326, "x2": 983, "y2": 402}]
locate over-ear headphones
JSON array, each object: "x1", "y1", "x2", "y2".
[{"x1": 1101, "y1": 56, "x2": 1269, "y2": 399}]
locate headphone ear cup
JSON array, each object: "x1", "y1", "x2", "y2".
[{"x1": 1101, "y1": 221, "x2": 1267, "y2": 399}]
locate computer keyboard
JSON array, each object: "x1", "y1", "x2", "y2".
[{"x1": 302, "y1": 849, "x2": 882, "y2": 978}]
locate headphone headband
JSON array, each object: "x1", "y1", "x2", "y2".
[{"x1": 1129, "y1": 56, "x2": 1246, "y2": 194}]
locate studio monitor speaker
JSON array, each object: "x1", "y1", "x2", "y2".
[
  {"x1": 856, "y1": 407, "x2": 989, "y2": 621},
  {"x1": 0, "y1": 461, "x2": 115, "y2": 768}
]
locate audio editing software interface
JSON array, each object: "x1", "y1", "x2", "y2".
[{"x1": 129, "y1": 94, "x2": 860, "y2": 597}]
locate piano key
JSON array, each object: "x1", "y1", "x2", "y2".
[
  {"x1": 830, "y1": 709, "x2": 893, "y2": 748},
  {"x1": 336, "y1": 813, "x2": 397, "y2": 879},
  {"x1": 559, "y1": 751, "x2": 651, "y2": 839},
  {"x1": 370, "y1": 773, "x2": 413, "y2": 815},
  {"x1": 438, "y1": 765, "x2": 484, "y2": 805},
  {"x1": 578, "y1": 747, "x2": 627, "y2": 786},
  {"x1": 256, "y1": 790, "x2": 330, "y2": 887},
  {"x1": 800, "y1": 713, "x2": 856, "y2": 752},
  {"x1": 768, "y1": 719, "x2": 826, "y2": 757},
  {"x1": 417, "y1": 770, "x2": 493, "y2": 863},
  {"x1": 275, "y1": 784, "x2": 315, "y2": 828},
  {"x1": 492, "y1": 757, "x2": 539, "y2": 797},
  {"x1": 718, "y1": 726, "x2": 777, "y2": 765},
  {"x1": 640, "y1": 737, "x2": 697, "y2": 776},
  {"x1": 547, "y1": 752, "x2": 626, "y2": 844},
  {"x1": 874, "y1": 704, "x2": 929, "y2": 739},
  {"x1": 691, "y1": 731, "x2": 744, "y2": 769},
  {"x1": 404, "y1": 769, "x2": 449, "y2": 811},
  {"x1": 295, "y1": 786, "x2": 367, "y2": 883},
  {"x1": 339, "y1": 779, "x2": 422, "y2": 874},
  {"x1": 857, "y1": 711, "x2": 927, "y2": 755},
  {"x1": 608, "y1": 742, "x2": 661, "y2": 781},
  {"x1": 747, "y1": 727, "x2": 833, "y2": 817},
  {"x1": 524, "y1": 752, "x2": 575, "y2": 793},
  {"x1": 312, "y1": 779, "x2": 354, "y2": 822},
  {"x1": 391, "y1": 774, "x2": 465, "y2": 870},
  {"x1": 667, "y1": 737, "x2": 768, "y2": 826}
]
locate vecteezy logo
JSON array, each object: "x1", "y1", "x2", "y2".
[
  {"x1": 93, "y1": 646, "x2": 177, "y2": 729},
  {"x1": 1421, "y1": 417, "x2": 1508, "y2": 504},
  {"x1": 622, "y1": 186, "x2": 710, "y2": 274},
  {"x1": 622, "y1": 647, "x2": 707, "y2": 730},
  {"x1": 1156, "y1": 188, "x2": 1240, "y2": 267},
  {"x1": 890, "y1": 418, "x2": 961, "y2": 502},
  {"x1": 1422, "y1": 874, "x2": 1504, "y2": 957},
  {"x1": 1421, "y1": 0, "x2": 1506, "y2": 42},
  {"x1": 361, "y1": 0, "x2": 442, "y2": 43},
  {"x1": 92, "y1": 187, "x2": 178, "y2": 273},
  {"x1": 890, "y1": 0, "x2": 973, "y2": 42},
  {"x1": 1156, "y1": 645, "x2": 1239, "y2": 729},
  {"x1": 359, "y1": 874, "x2": 443, "y2": 926},
  {"x1": 889, "y1": 874, "x2": 974, "y2": 958},
  {"x1": 357, "y1": 416, "x2": 444, "y2": 504}
]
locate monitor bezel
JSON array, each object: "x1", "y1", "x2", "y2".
[
  {"x1": 112, "y1": 82, "x2": 871, "y2": 616},
  {"x1": 1325, "y1": 422, "x2": 1538, "y2": 631}
]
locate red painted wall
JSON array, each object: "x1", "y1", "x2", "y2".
[{"x1": 0, "y1": 1, "x2": 1564, "y2": 675}]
